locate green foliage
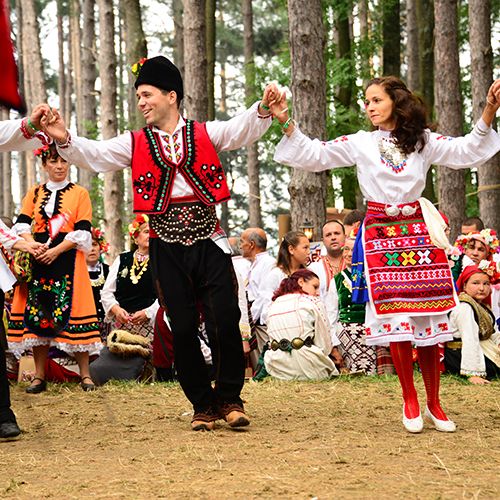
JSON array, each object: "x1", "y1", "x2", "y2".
[{"x1": 89, "y1": 175, "x2": 105, "y2": 228}]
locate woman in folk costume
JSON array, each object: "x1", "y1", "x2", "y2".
[
  {"x1": 272, "y1": 76, "x2": 500, "y2": 433},
  {"x1": 100, "y1": 214, "x2": 159, "y2": 341},
  {"x1": 8, "y1": 144, "x2": 101, "y2": 393},
  {"x1": 86, "y1": 228, "x2": 110, "y2": 341},
  {"x1": 264, "y1": 269, "x2": 338, "y2": 380},
  {"x1": 445, "y1": 263, "x2": 500, "y2": 383}
]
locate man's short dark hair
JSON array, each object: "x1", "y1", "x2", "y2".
[
  {"x1": 461, "y1": 216, "x2": 484, "y2": 231},
  {"x1": 322, "y1": 219, "x2": 345, "y2": 234},
  {"x1": 343, "y1": 209, "x2": 365, "y2": 226}
]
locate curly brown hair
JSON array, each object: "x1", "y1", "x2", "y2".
[{"x1": 366, "y1": 76, "x2": 433, "y2": 155}]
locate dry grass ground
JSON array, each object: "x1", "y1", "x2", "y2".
[{"x1": 1, "y1": 375, "x2": 499, "y2": 499}]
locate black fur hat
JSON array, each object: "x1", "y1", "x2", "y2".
[{"x1": 134, "y1": 56, "x2": 184, "y2": 101}]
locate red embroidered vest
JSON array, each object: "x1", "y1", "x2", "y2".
[{"x1": 131, "y1": 120, "x2": 231, "y2": 214}]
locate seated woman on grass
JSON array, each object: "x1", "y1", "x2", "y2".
[{"x1": 263, "y1": 269, "x2": 341, "y2": 381}]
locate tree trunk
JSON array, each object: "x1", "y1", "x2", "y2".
[
  {"x1": 70, "y1": 0, "x2": 83, "y2": 129},
  {"x1": 172, "y1": 0, "x2": 184, "y2": 79},
  {"x1": 434, "y1": 0, "x2": 464, "y2": 241},
  {"x1": 243, "y1": 0, "x2": 262, "y2": 228},
  {"x1": 123, "y1": 0, "x2": 147, "y2": 131},
  {"x1": 382, "y1": 0, "x2": 400, "y2": 77},
  {"x1": 206, "y1": 0, "x2": 215, "y2": 121},
  {"x1": 468, "y1": 0, "x2": 499, "y2": 231},
  {"x1": 406, "y1": 0, "x2": 419, "y2": 90},
  {"x1": 56, "y1": 0, "x2": 67, "y2": 120},
  {"x1": 0, "y1": 107, "x2": 13, "y2": 217},
  {"x1": 287, "y1": 0, "x2": 327, "y2": 242},
  {"x1": 183, "y1": 0, "x2": 208, "y2": 121},
  {"x1": 417, "y1": 0, "x2": 436, "y2": 202},
  {"x1": 20, "y1": 0, "x2": 47, "y2": 188},
  {"x1": 335, "y1": 3, "x2": 358, "y2": 210},
  {"x1": 98, "y1": 0, "x2": 124, "y2": 258},
  {"x1": 79, "y1": 0, "x2": 98, "y2": 191},
  {"x1": 357, "y1": 0, "x2": 372, "y2": 88}
]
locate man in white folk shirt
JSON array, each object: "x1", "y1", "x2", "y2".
[
  {"x1": 39, "y1": 56, "x2": 277, "y2": 432},
  {"x1": 240, "y1": 228, "x2": 275, "y2": 354}
]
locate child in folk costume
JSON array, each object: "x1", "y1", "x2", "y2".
[
  {"x1": 8, "y1": 144, "x2": 102, "y2": 393},
  {"x1": 445, "y1": 263, "x2": 500, "y2": 383},
  {"x1": 86, "y1": 228, "x2": 110, "y2": 341},
  {"x1": 272, "y1": 76, "x2": 500, "y2": 433}
]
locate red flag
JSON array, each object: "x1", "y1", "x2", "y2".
[
  {"x1": 0, "y1": 0, "x2": 26, "y2": 113},
  {"x1": 48, "y1": 212, "x2": 71, "y2": 242}
]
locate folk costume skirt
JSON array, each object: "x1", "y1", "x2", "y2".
[
  {"x1": 8, "y1": 238, "x2": 101, "y2": 356},
  {"x1": 356, "y1": 201, "x2": 456, "y2": 347}
]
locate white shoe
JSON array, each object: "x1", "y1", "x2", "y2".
[
  {"x1": 402, "y1": 405, "x2": 423, "y2": 433},
  {"x1": 424, "y1": 406, "x2": 456, "y2": 432}
]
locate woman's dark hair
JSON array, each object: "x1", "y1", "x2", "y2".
[
  {"x1": 366, "y1": 76, "x2": 433, "y2": 155},
  {"x1": 276, "y1": 230, "x2": 307, "y2": 275},
  {"x1": 272, "y1": 269, "x2": 319, "y2": 301},
  {"x1": 41, "y1": 143, "x2": 62, "y2": 165}
]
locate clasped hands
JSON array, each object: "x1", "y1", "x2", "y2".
[{"x1": 28, "y1": 103, "x2": 68, "y2": 143}]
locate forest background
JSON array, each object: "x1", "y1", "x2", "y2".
[{"x1": 1, "y1": 0, "x2": 500, "y2": 259}]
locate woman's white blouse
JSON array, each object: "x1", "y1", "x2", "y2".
[{"x1": 274, "y1": 119, "x2": 499, "y2": 205}]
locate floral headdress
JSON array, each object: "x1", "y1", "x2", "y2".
[
  {"x1": 478, "y1": 255, "x2": 500, "y2": 286},
  {"x1": 91, "y1": 227, "x2": 109, "y2": 254},
  {"x1": 454, "y1": 228, "x2": 500, "y2": 255},
  {"x1": 34, "y1": 144, "x2": 51, "y2": 159},
  {"x1": 131, "y1": 57, "x2": 148, "y2": 77},
  {"x1": 128, "y1": 214, "x2": 149, "y2": 239}
]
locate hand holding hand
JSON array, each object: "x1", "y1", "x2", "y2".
[
  {"x1": 268, "y1": 88, "x2": 289, "y2": 124},
  {"x1": 29, "y1": 104, "x2": 53, "y2": 131},
  {"x1": 486, "y1": 79, "x2": 500, "y2": 111},
  {"x1": 12, "y1": 240, "x2": 45, "y2": 256},
  {"x1": 35, "y1": 247, "x2": 60, "y2": 265},
  {"x1": 40, "y1": 108, "x2": 69, "y2": 143}
]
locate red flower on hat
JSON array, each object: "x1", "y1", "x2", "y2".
[{"x1": 131, "y1": 57, "x2": 148, "y2": 77}]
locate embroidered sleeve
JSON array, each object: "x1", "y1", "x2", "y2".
[
  {"x1": 0, "y1": 220, "x2": 20, "y2": 250},
  {"x1": 274, "y1": 125, "x2": 358, "y2": 172},
  {"x1": 101, "y1": 256, "x2": 121, "y2": 318},
  {"x1": 425, "y1": 119, "x2": 500, "y2": 170}
]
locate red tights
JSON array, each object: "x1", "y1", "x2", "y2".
[{"x1": 389, "y1": 342, "x2": 448, "y2": 420}]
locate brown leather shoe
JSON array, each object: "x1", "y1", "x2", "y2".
[
  {"x1": 191, "y1": 409, "x2": 219, "y2": 431},
  {"x1": 191, "y1": 419, "x2": 215, "y2": 431},
  {"x1": 220, "y1": 403, "x2": 250, "y2": 428}
]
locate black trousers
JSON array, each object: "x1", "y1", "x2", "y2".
[
  {"x1": 0, "y1": 291, "x2": 16, "y2": 423},
  {"x1": 150, "y1": 237, "x2": 245, "y2": 413}
]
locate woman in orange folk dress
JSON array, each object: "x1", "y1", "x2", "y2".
[{"x1": 8, "y1": 144, "x2": 102, "y2": 393}]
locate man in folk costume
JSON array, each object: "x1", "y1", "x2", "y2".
[{"x1": 40, "y1": 56, "x2": 276, "y2": 431}]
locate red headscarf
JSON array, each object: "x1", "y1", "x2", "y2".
[{"x1": 456, "y1": 265, "x2": 491, "y2": 306}]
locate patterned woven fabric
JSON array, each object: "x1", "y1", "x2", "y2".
[
  {"x1": 363, "y1": 201, "x2": 456, "y2": 317},
  {"x1": 338, "y1": 322, "x2": 376, "y2": 374}
]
